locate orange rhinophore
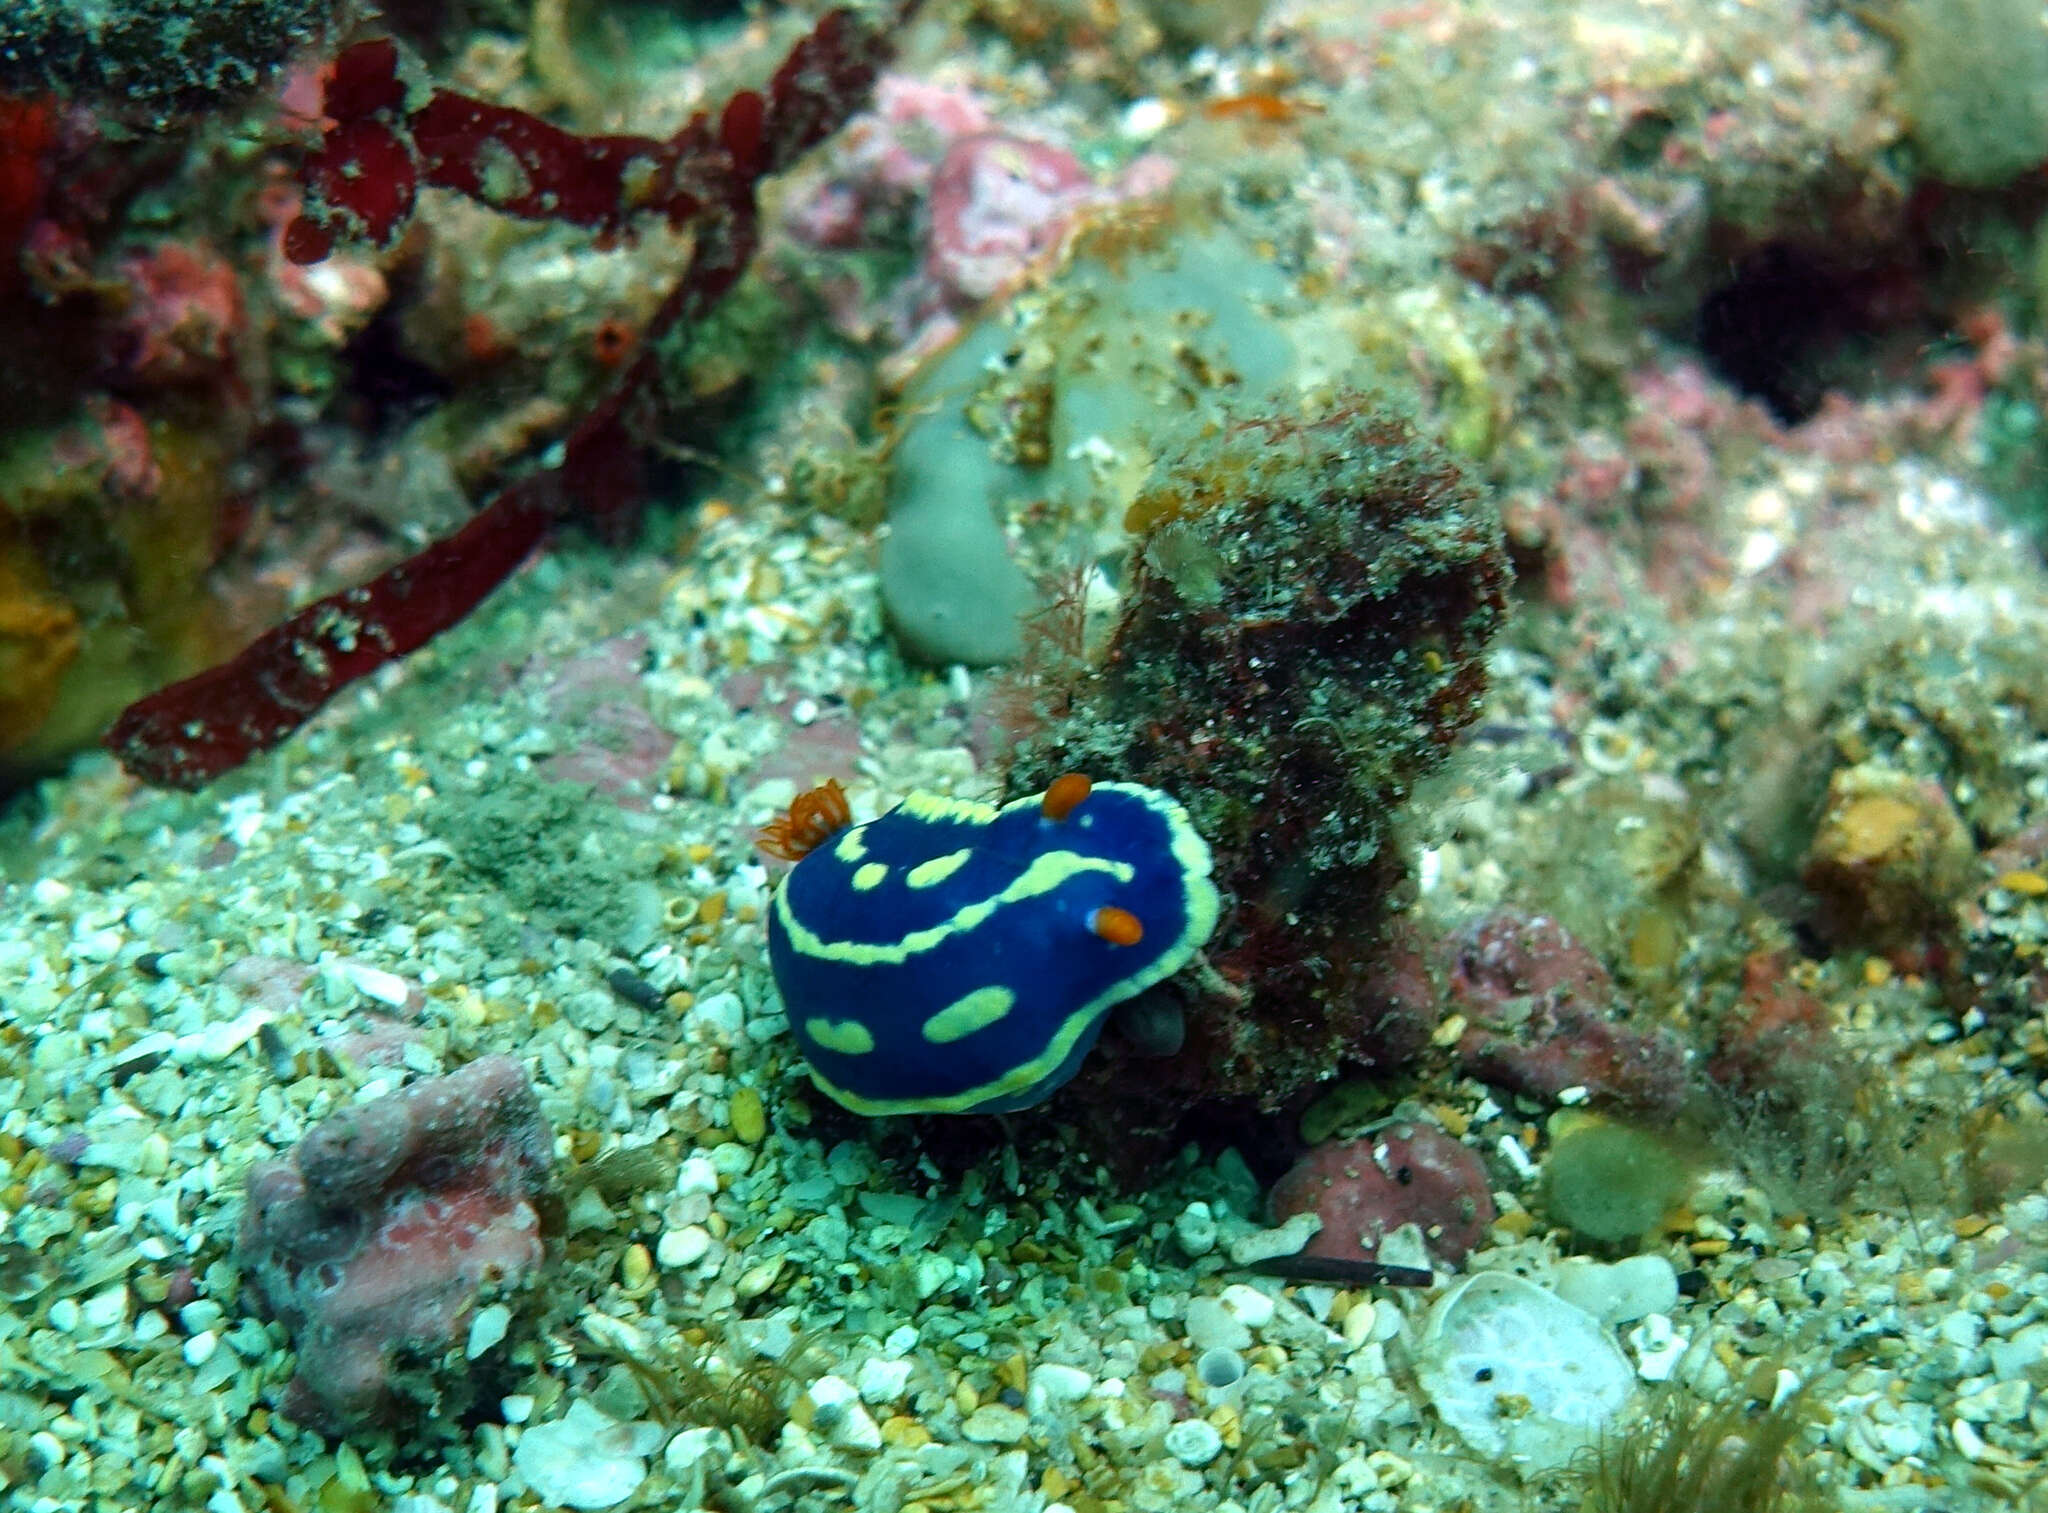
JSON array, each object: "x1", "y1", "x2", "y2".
[
  {"x1": 758, "y1": 778, "x2": 854, "y2": 861},
  {"x1": 1040, "y1": 772, "x2": 1094, "y2": 821},
  {"x1": 1090, "y1": 905, "x2": 1144, "y2": 947}
]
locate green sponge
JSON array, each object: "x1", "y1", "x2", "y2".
[
  {"x1": 1884, "y1": 0, "x2": 2048, "y2": 187},
  {"x1": 1543, "y1": 1113, "x2": 1692, "y2": 1247}
]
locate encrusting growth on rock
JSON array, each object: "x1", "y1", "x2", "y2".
[
  {"x1": 102, "y1": 6, "x2": 904, "y2": 789},
  {"x1": 1003, "y1": 393, "x2": 1511, "y2": 1160},
  {"x1": 237, "y1": 1055, "x2": 557, "y2": 1435}
]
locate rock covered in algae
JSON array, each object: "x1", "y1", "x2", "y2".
[
  {"x1": 1801, "y1": 761, "x2": 1976, "y2": 951},
  {"x1": 1001, "y1": 392, "x2": 1509, "y2": 1156},
  {"x1": 0, "y1": 0, "x2": 340, "y2": 125}
]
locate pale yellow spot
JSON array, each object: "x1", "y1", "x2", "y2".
[
  {"x1": 906, "y1": 849, "x2": 973, "y2": 888},
  {"x1": 852, "y1": 862, "x2": 888, "y2": 891},
  {"x1": 901, "y1": 791, "x2": 998, "y2": 824},
  {"x1": 775, "y1": 850, "x2": 1133, "y2": 967},
  {"x1": 834, "y1": 827, "x2": 867, "y2": 863},
  {"x1": 806, "y1": 1017, "x2": 876, "y2": 1055},
  {"x1": 922, "y1": 986, "x2": 1015, "y2": 1044}
]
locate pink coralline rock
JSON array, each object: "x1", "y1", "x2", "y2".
[
  {"x1": 925, "y1": 132, "x2": 1100, "y2": 304},
  {"x1": 114, "y1": 241, "x2": 246, "y2": 384},
  {"x1": 85, "y1": 397, "x2": 162, "y2": 498},
  {"x1": 1708, "y1": 951, "x2": 1832, "y2": 1094},
  {"x1": 218, "y1": 954, "x2": 315, "y2": 1017},
  {"x1": 238, "y1": 1055, "x2": 556, "y2": 1435},
  {"x1": 1445, "y1": 909, "x2": 1690, "y2": 1116},
  {"x1": 523, "y1": 633, "x2": 674, "y2": 809},
  {"x1": 326, "y1": 1013, "x2": 430, "y2": 1070},
  {"x1": 782, "y1": 72, "x2": 995, "y2": 249},
  {"x1": 1446, "y1": 909, "x2": 1616, "y2": 1016},
  {"x1": 1270, "y1": 1124, "x2": 1495, "y2": 1267},
  {"x1": 259, "y1": 181, "x2": 388, "y2": 346},
  {"x1": 1347, "y1": 922, "x2": 1448, "y2": 1072},
  {"x1": 716, "y1": 663, "x2": 866, "y2": 798}
]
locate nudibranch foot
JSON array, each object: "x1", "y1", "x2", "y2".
[{"x1": 765, "y1": 775, "x2": 1220, "y2": 1116}]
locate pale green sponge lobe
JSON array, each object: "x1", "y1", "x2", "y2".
[{"x1": 1890, "y1": 0, "x2": 2048, "y2": 187}]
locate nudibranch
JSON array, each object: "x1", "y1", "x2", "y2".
[{"x1": 761, "y1": 774, "x2": 1220, "y2": 1116}]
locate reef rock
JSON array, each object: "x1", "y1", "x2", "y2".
[{"x1": 238, "y1": 1054, "x2": 557, "y2": 1435}]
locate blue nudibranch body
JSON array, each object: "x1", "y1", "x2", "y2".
[{"x1": 765, "y1": 776, "x2": 1220, "y2": 1116}]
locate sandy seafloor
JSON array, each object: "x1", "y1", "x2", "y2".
[{"x1": 4, "y1": 1, "x2": 2048, "y2": 1511}]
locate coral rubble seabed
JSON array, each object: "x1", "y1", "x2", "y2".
[{"x1": 3, "y1": 2, "x2": 2048, "y2": 1513}]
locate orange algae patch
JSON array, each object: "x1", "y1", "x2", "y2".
[
  {"x1": 1202, "y1": 93, "x2": 1323, "y2": 125},
  {"x1": 0, "y1": 559, "x2": 82, "y2": 752},
  {"x1": 1, "y1": 419, "x2": 239, "y2": 771}
]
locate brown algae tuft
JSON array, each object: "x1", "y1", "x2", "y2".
[{"x1": 1560, "y1": 1380, "x2": 1830, "y2": 1513}]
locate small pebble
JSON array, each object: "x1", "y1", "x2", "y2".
[
  {"x1": 1164, "y1": 1418, "x2": 1224, "y2": 1469},
  {"x1": 1937, "y1": 1310, "x2": 1986, "y2": 1350},
  {"x1": 620, "y1": 1243, "x2": 654, "y2": 1293},
  {"x1": 1226, "y1": 1211, "x2": 1321, "y2": 1267},
  {"x1": 734, "y1": 1257, "x2": 786, "y2": 1300},
  {"x1": 176, "y1": 1007, "x2": 273, "y2": 1063},
  {"x1": 657, "y1": 1226, "x2": 712, "y2": 1269},
  {"x1": 1174, "y1": 1201, "x2": 1218, "y2": 1258},
  {"x1": 961, "y1": 1404, "x2": 1030, "y2": 1444},
  {"x1": 1553, "y1": 1254, "x2": 1679, "y2": 1324},
  {"x1": 805, "y1": 1375, "x2": 883, "y2": 1450},
  {"x1": 467, "y1": 1303, "x2": 511, "y2": 1359},
  {"x1": 1341, "y1": 1301, "x2": 1379, "y2": 1347},
  {"x1": 79, "y1": 1283, "x2": 129, "y2": 1334},
  {"x1": 729, "y1": 1086, "x2": 767, "y2": 1145},
  {"x1": 335, "y1": 958, "x2": 412, "y2": 1008},
  {"x1": 136, "y1": 1131, "x2": 170, "y2": 1177},
  {"x1": 1184, "y1": 1297, "x2": 1253, "y2": 1353},
  {"x1": 1365, "y1": 1450, "x2": 1415, "y2": 1488},
  {"x1": 1217, "y1": 1283, "x2": 1275, "y2": 1332},
  {"x1": 856, "y1": 1357, "x2": 914, "y2": 1405},
  {"x1": 911, "y1": 1252, "x2": 956, "y2": 1300},
  {"x1": 604, "y1": 968, "x2": 667, "y2": 1010},
  {"x1": 675, "y1": 1154, "x2": 720, "y2": 1195},
  {"x1": 511, "y1": 1401, "x2": 655, "y2": 1510},
  {"x1": 665, "y1": 1427, "x2": 720, "y2": 1476},
  {"x1": 178, "y1": 1299, "x2": 225, "y2": 1334},
  {"x1": 1954, "y1": 1378, "x2": 2031, "y2": 1423},
  {"x1": 1030, "y1": 1363, "x2": 1094, "y2": 1407},
  {"x1": 1987, "y1": 1322, "x2": 2048, "y2": 1381}
]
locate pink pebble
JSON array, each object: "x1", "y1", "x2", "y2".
[{"x1": 1270, "y1": 1124, "x2": 1494, "y2": 1266}]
